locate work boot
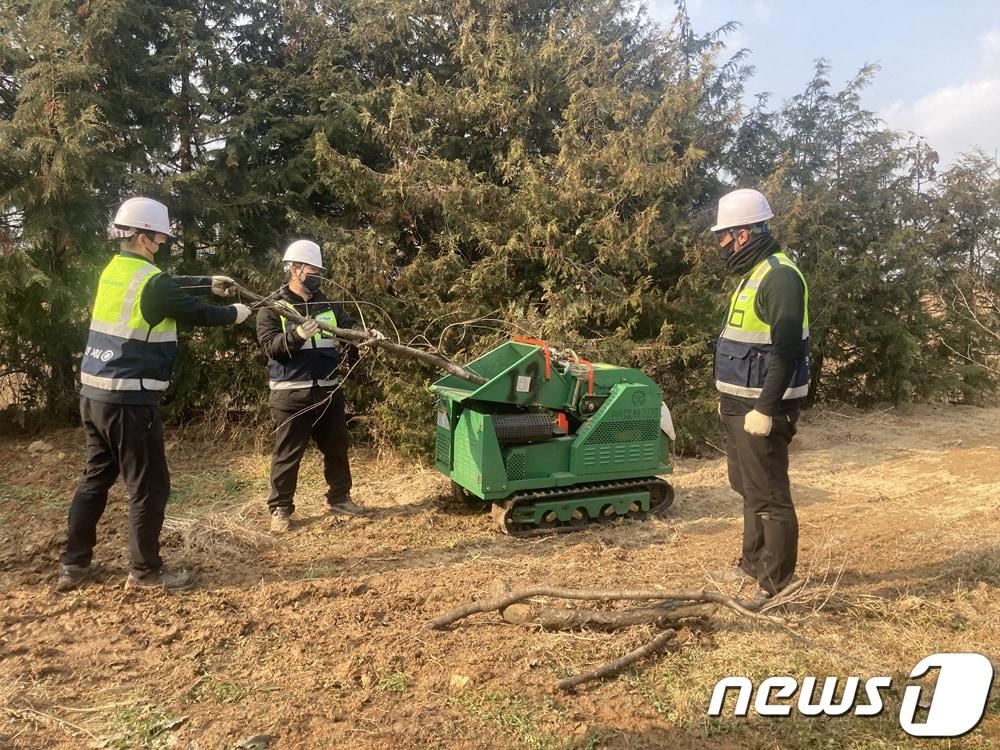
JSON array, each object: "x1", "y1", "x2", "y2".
[
  {"x1": 55, "y1": 561, "x2": 103, "y2": 592},
  {"x1": 270, "y1": 507, "x2": 292, "y2": 533},
  {"x1": 707, "y1": 565, "x2": 755, "y2": 585},
  {"x1": 324, "y1": 495, "x2": 367, "y2": 517},
  {"x1": 126, "y1": 567, "x2": 194, "y2": 590},
  {"x1": 745, "y1": 576, "x2": 801, "y2": 610}
]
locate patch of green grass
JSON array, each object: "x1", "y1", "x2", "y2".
[
  {"x1": 623, "y1": 648, "x2": 702, "y2": 729},
  {"x1": 0, "y1": 483, "x2": 65, "y2": 522},
  {"x1": 630, "y1": 660, "x2": 966, "y2": 750},
  {"x1": 299, "y1": 561, "x2": 341, "y2": 580},
  {"x1": 0, "y1": 484, "x2": 64, "y2": 505},
  {"x1": 578, "y1": 727, "x2": 604, "y2": 750},
  {"x1": 190, "y1": 677, "x2": 248, "y2": 705},
  {"x1": 103, "y1": 705, "x2": 184, "y2": 750},
  {"x1": 376, "y1": 671, "x2": 412, "y2": 693},
  {"x1": 693, "y1": 708, "x2": 940, "y2": 750},
  {"x1": 0, "y1": 455, "x2": 31, "y2": 480},
  {"x1": 450, "y1": 688, "x2": 569, "y2": 750},
  {"x1": 767, "y1": 715, "x2": 930, "y2": 750},
  {"x1": 168, "y1": 470, "x2": 255, "y2": 515}
]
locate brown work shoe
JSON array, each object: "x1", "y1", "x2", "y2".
[
  {"x1": 55, "y1": 561, "x2": 103, "y2": 592},
  {"x1": 126, "y1": 567, "x2": 194, "y2": 590},
  {"x1": 270, "y1": 507, "x2": 292, "y2": 533},
  {"x1": 323, "y1": 496, "x2": 367, "y2": 517}
]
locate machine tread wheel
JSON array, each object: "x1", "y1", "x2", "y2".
[{"x1": 494, "y1": 477, "x2": 674, "y2": 537}]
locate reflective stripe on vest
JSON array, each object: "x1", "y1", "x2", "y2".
[
  {"x1": 267, "y1": 300, "x2": 340, "y2": 390},
  {"x1": 79, "y1": 373, "x2": 170, "y2": 391},
  {"x1": 79, "y1": 255, "x2": 178, "y2": 392},
  {"x1": 715, "y1": 252, "x2": 810, "y2": 401},
  {"x1": 268, "y1": 378, "x2": 341, "y2": 391}
]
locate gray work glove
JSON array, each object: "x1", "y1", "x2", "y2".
[
  {"x1": 357, "y1": 327, "x2": 387, "y2": 348},
  {"x1": 295, "y1": 318, "x2": 320, "y2": 339},
  {"x1": 744, "y1": 409, "x2": 773, "y2": 436},
  {"x1": 211, "y1": 275, "x2": 236, "y2": 297},
  {"x1": 231, "y1": 303, "x2": 252, "y2": 324}
]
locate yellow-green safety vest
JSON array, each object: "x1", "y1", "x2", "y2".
[
  {"x1": 715, "y1": 252, "x2": 810, "y2": 400},
  {"x1": 79, "y1": 255, "x2": 178, "y2": 392}
]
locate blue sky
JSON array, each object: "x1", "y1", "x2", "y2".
[{"x1": 647, "y1": 0, "x2": 1000, "y2": 167}]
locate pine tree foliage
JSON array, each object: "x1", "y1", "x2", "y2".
[{"x1": 0, "y1": 1, "x2": 997, "y2": 450}]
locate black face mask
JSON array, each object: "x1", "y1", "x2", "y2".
[
  {"x1": 717, "y1": 235, "x2": 736, "y2": 262},
  {"x1": 142, "y1": 233, "x2": 172, "y2": 266},
  {"x1": 302, "y1": 273, "x2": 323, "y2": 294}
]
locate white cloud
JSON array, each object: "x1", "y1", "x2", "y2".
[
  {"x1": 879, "y1": 26, "x2": 1000, "y2": 166},
  {"x1": 981, "y1": 27, "x2": 1000, "y2": 69}
]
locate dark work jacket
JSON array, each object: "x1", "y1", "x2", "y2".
[{"x1": 256, "y1": 285, "x2": 358, "y2": 407}]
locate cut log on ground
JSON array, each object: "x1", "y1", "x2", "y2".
[
  {"x1": 512, "y1": 602, "x2": 719, "y2": 630},
  {"x1": 426, "y1": 584, "x2": 796, "y2": 630}
]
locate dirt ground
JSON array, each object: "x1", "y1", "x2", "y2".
[{"x1": 1, "y1": 403, "x2": 998, "y2": 749}]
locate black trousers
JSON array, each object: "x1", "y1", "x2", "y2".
[
  {"x1": 724, "y1": 412, "x2": 799, "y2": 595},
  {"x1": 268, "y1": 388, "x2": 352, "y2": 514},
  {"x1": 62, "y1": 396, "x2": 170, "y2": 573}
]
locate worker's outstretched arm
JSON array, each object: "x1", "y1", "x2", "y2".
[{"x1": 140, "y1": 273, "x2": 244, "y2": 327}]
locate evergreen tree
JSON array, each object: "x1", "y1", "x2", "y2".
[
  {"x1": 0, "y1": 0, "x2": 178, "y2": 417},
  {"x1": 0, "y1": 0, "x2": 996, "y2": 448}
]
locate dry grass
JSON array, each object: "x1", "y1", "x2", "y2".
[
  {"x1": 161, "y1": 501, "x2": 278, "y2": 558},
  {"x1": 0, "y1": 403, "x2": 998, "y2": 748}
]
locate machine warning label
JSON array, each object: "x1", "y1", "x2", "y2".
[
  {"x1": 516, "y1": 376, "x2": 532, "y2": 393},
  {"x1": 436, "y1": 410, "x2": 449, "y2": 428}
]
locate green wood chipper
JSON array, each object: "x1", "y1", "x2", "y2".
[{"x1": 431, "y1": 338, "x2": 675, "y2": 536}]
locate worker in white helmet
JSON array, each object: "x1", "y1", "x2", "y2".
[
  {"x1": 57, "y1": 197, "x2": 252, "y2": 592},
  {"x1": 708, "y1": 188, "x2": 809, "y2": 604},
  {"x1": 256, "y1": 239, "x2": 385, "y2": 532}
]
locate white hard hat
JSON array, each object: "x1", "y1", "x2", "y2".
[
  {"x1": 711, "y1": 188, "x2": 774, "y2": 232},
  {"x1": 282, "y1": 239, "x2": 324, "y2": 269},
  {"x1": 112, "y1": 197, "x2": 174, "y2": 237}
]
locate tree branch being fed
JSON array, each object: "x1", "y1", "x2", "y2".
[{"x1": 226, "y1": 281, "x2": 487, "y2": 385}]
